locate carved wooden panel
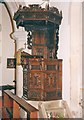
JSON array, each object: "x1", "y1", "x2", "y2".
[
  {"x1": 14, "y1": 4, "x2": 63, "y2": 101},
  {"x1": 23, "y1": 69, "x2": 28, "y2": 89},
  {"x1": 23, "y1": 88, "x2": 28, "y2": 99},
  {"x1": 28, "y1": 89, "x2": 44, "y2": 100},
  {"x1": 32, "y1": 46, "x2": 47, "y2": 58},
  {"x1": 47, "y1": 65, "x2": 56, "y2": 70},
  {"x1": 29, "y1": 58, "x2": 44, "y2": 70},
  {"x1": 33, "y1": 30, "x2": 46, "y2": 45},
  {"x1": 31, "y1": 65, "x2": 40, "y2": 70},
  {"x1": 28, "y1": 71, "x2": 44, "y2": 89},
  {"x1": 23, "y1": 58, "x2": 62, "y2": 100},
  {"x1": 44, "y1": 72, "x2": 57, "y2": 89},
  {"x1": 46, "y1": 91, "x2": 56, "y2": 99}
]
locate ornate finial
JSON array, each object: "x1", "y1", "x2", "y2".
[
  {"x1": 18, "y1": 4, "x2": 22, "y2": 10},
  {"x1": 45, "y1": 3, "x2": 49, "y2": 10},
  {"x1": 60, "y1": 10, "x2": 62, "y2": 16}
]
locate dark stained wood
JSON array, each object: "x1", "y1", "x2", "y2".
[
  {"x1": 4, "y1": 90, "x2": 38, "y2": 112},
  {"x1": 2, "y1": 90, "x2": 38, "y2": 119},
  {"x1": 13, "y1": 4, "x2": 63, "y2": 101},
  {"x1": 13, "y1": 4, "x2": 62, "y2": 27},
  {"x1": 13, "y1": 101, "x2": 20, "y2": 118},
  {"x1": 22, "y1": 57, "x2": 62, "y2": 100}
]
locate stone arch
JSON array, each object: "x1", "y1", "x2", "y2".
[{"x1": 0, "y1": 1, "x2": 17, "y2": 90}]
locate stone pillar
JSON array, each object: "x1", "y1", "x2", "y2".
[{"x1": 12, "y1": 30, "x2": 28, "y2": 97}]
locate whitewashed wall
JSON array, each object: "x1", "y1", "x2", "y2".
[
  {"x1": 50, "y1": 2, "x2": 82, "y2": 118},
  {"x1": 70, "y1": 2, "x2": 82, "y2": 117},
  {"x1": 12, "y1": 1, "x2": 82, "y2": 117},
  {"x1": 0, "y1": 4, "x2": 2, "y2": 96},
  {"x1": 82, "y1": 1, "x2": 84, "y2": 118},
  {"x1": 0, "y1": 3, "x2": 15, "y2": 96},
  {"x1": 0, "y1": 1, "x2": 82, "y2": 118},
  {"x1": 50, "y1": 1, "x2": 71, "y2": 104}
]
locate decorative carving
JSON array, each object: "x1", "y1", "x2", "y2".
[
  {"x1": 23, "y1": 70, "x2": 28, "y2": 89},
  {"x1": 27, "y1": 31, "x2": 32, "y2": 49},
  {"x1": 36, "y1": 48, "x2": 44, "y2": 56},
  {"x1": 55, "y1": 27, "x2": 59, "y2": 59},
  {"x1": 31, "y1": 65, "x2": 40, "y2": 70},
  {"x1": 15, "y1": 4, "x2": 61, "y2": 15},
  {"x1": 13, "y1": 4, "x2": 62, "y2": 29},
  {"x1": 28, "y1": 4, "x2": 42, "y2": 11},
  {"x1": 29, "y1": 73, "x2": 41, "y2": 87},
  {"x1": 21, "y1": 57, "x2": 29, "y2": 69},
  {"x1": 22, "y1": 56, "x2": 62, "y2": 100},
  {"x1": 29, "y1": 91, "x2": 41, "y2": 99},
  {"x1": 47, "y1": 65, "x2": 56, "y2": 70},
  {"x1": 45, "y1": 73, "x2": 57, "y2": 88},
  {"x1": 46, "y1": 91, "x2": 56, "y2": 98},
  {"x1": 13, "y1": 4, "x2": 63, "y2": 101}
]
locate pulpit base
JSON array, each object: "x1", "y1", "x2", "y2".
[{"x1": 38, "y1": 100, "x2": 73, "y2": 118}]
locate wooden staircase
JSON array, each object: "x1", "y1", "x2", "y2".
[{"x1": 2, "y1": 90, "x2": 38, "y2": 119}]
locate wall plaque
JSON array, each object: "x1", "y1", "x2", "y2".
[{"x1": 7, "y1": 58, "x2": 16, "y2": 68}]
